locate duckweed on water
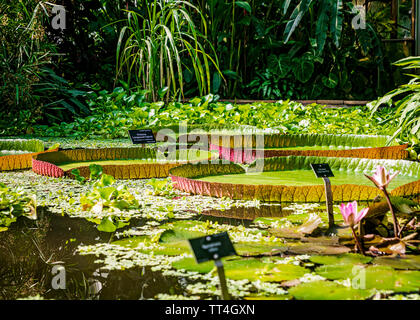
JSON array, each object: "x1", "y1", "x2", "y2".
[{"x1": 1, "y1": 166, "x2": 419, "y2": 300}]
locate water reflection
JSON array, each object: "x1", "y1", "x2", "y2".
[
  {"x1": 0, "y1": 208, "x2": 185, "y2": 300},
  {"x1": 201, "y1": 204, "x2": 292, "y2": 221}
]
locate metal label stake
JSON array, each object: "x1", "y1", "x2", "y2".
[
  {"x1": 322, "y1": 176, "x2": 334, "y2": 229},
  {"x1": 214, "y1": 256, "x2": 230, "y2": 300},
  {"x1": 311, "y1": 163, "x2": 335, "y2": 229},
  {"x1": 188, "y1": 232, "x2": 237, "y2": 300}
]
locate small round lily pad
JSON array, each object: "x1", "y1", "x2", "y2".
[
  {"x1": 310, "y1": 253, "x2": 372, "y2": 265},
  {"x1": 288, "y1": 280, "x2": 375, "y2": 300},
  {"x1": 172, "y1": 257, "x2": 309, "y2": 282},
  {"x1": 373, "y1": 255, "x2": 420, "y2": 270},
  {"x1": 316, "y1": 264, "x2": 420, "y2": 293}
]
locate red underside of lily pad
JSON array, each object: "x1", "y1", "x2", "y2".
[{"x1": 210, "y1": 143, "x2": 409, "y2": 164}]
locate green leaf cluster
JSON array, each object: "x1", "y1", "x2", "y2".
[
  {"x1": 370, "y1": 56, "x2": 420, "y2": 143},
  {"x1": 80, "y1": 172, "x2": 141, "y2": 213},
  {"x1": 0, "y1": 183, "x2": 37, "y2": 231},
  {"x1": 31, "y1": 97, "x2": 396, "y2": 140},
  {"x1": 147, "y1": 178, "x2": 175, "y2": 197}
]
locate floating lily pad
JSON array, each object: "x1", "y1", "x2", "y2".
[
  {"x1": 310, "y1": 253, "x2": 372, "y2": 265},
  {"x1": 373, "y1": 255, "x2": 420, "y2": 270},
  {"x1": 112, "y1": 236, "x2": 191, "y2": 256},
  {"x1": 316, "y1": 264, "x2": 420, "y2": 293},
  {"x1": 234, "y1": 242, "x2": 287, "y2": 256},
  {"x1": 170, "y1": 156, "x2": 420, "y2": 203},
  {"x1": 0, "y1": 139, "x2": 55, "y2": 171},
  {"x1": 159, "y1": 227, "x2": 205, "y2": 243},
  {"x1": 245, "y1": 295, "x2": 291, "y2": 300},
  {"x1": 269, "y1": 214, "x2": 323, "y2": 239},
  {"x1": 210, "y1": 133, "x2": 408, "y2": 164},
  {"x1": 315, "y1": 264, "x2": 368, "y2": 280},
  {"x1": 172, "y1": 257, "x2": 309, "y2": 282},
  {"x1": 32, "y1": 147, "x2": 214, "y2": 178},
  {"x1": 288, "y1": 280, "x2": 375, "y2": 300},
  {"x1": 159, "y1": 221, "x2": 287, "y2": 256},
  {"x1": 286, "y1": 242, "x2": 351, "y2": 255}
]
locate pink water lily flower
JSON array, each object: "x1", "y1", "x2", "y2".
[
  {"x1": 340, "y1": 201, "x2": 369, "y2": 228},
  {"x1": 364, "y1": 165, "x2": 399, "y2": 190}
]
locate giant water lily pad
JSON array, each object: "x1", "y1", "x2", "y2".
[
  {"x1": 170, "y1": 156, "x2": 420, "y2": 203},
  {"x1": 32, "y1": 147, "x2": 214, "y2": 179},
  {"x1": 209, "y1": 133, "x2": 408, "y2": 164},
  {"x1": 288, "y1": 280, "x2": 375, "y2": 300},
  {"x1": 172, "y1": 257, "x2": 309, "y2": 282},
  {"x1": 0, "y1": 139, "x2": 55, "y2": 171}
]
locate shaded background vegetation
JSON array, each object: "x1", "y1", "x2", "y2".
[{"x1": 0, "y1": 0, "x2": 416, "y2": 135}]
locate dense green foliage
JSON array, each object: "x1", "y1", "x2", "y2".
[
  {"x1": 0, "y1": 0, "x2": 414, "y2": 135},
  {"x1": 194, "y1": 0, "x2": 408, "y2": 100},
  {"x1": 370, "y1": 56, "x2": 420, "y2": 143},
  {"x1": 0, "y1": 1, "x2": 92, "y2": 131},
  {"x1": 1, "y1": 1, "x2": 419, "y2": 302},
  {"x1": 0, "y1": 139, "x2": 44, "y2": 153},
  {"x1": 116, "y1": 0, "x2": 220, "y2": 101},
  {"x1": 0, "y1": 183, "x2": 36, "y2": 231},
  {"x1": 23, "y1": 90, "x2": 397, "y2": 139}
]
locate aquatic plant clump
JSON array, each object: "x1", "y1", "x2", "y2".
[
  {"x1": 170, "y1": 157, "x2": 420, "y2": 203},
  {"x1": 32, "y1": 147, "x2": 214, "y2": 179},
  {"x1": 0, "y1": 139, "x2": 55, "y2": 171},
  {"x1": 209, "y1": 133, "x2": 409, "y2": 164},
  {"x1": 0, "y1": 183, "x2": 37, "y2": 231}
]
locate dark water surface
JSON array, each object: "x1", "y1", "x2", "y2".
[
  {"x1": 0, "y1": 201, "x2": 295, "y2": 300},
  {"x1": 0, "y1": 208, "x2": 186, "y2": 300}
]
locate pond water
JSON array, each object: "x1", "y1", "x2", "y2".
[
  {"x1": 0, "y1": 208, "x2": 189, "y2": 300},
  {"x1": 200, "y1": 204, "x2": 291, "y2": 221},
  {"x1": 0, "y1": 204, "x2": 305, "y2": 300},
  {"x1": 0, "y1": 168, "x2": 419, "y2": 301},
  {"x1": 1, "y1": 202, "x2": 419, "y2": 300}
]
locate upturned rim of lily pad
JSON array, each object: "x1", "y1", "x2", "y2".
[
  {"x1": 31, "y1": 147, "x2": 215, "y2": 179},
  {"x1": 0, "y1": 139, "x2": 57, "y2": 172},
  {"x1": 169, "y1": 156, "x2": 420, "y2": 202}
]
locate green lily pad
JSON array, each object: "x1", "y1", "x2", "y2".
[
  {"x1": 316, "y1": 264, "x2": 420, "y2": 293},
  {"x1": 315, "y1": 264, "x2": 367, "y2": 280},
  {"x1": 172, "y1": 257, "x2": 309, "y2": 282},
  {"x1": 245, "y1": 295, "x2": 291, "y2": 300},
  {"x1": 172, "y1": 257, "x2": 219, "y2": 273},
  {"x1": 373, "y1": 255, "x2": 420, "y2": 270},
  {"x1": 286, "y1": 242, "x2": 351, "y2": 255},
  {"x1": 112, "y1": 236, "x2": 191, "y2": 256},
  {"x1": 159, "y1": 228, "x2": 205, "y2": 243},
  {"x1": 170, "y1": 156, "x2": 420, "y2": 202},
  {"x1": 234, "y1": 242, "x2": 287, "y2": 256},
  {"x1": 257, "y1": 212, "x2": 334, "y2": 230},
  {"x1": 310, "y1": 253, "x2": 372, "y2": 265},
  {"x1": 113, "y1": 219, "x2": 289, "y2": 258},
  {"x1": 269, "y1": 214, "x2": 323, "y2": 239},
  {"x1": 288, "y1": 281, "x2": 375, "y2": 300}
]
